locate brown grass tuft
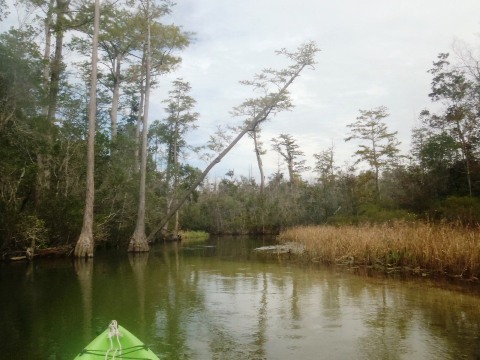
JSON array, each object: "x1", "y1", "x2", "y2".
[{"x1": 278, "y1": 222, "x2": 480, "y2": 279}]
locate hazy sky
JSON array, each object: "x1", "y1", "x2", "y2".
[{"x1": 154, "y1": 0, "x2": 480, "y2": 181}]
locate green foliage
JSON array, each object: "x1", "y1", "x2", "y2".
[
  {"x1": 0, "y1": 0, "x2": 8, "y2": 21},
  {"x1": 422, "y1": 52, "x2": 480, "y2": 197},
  {"x1": 181, "y1": 178, "x2": 259, "y2": 234},
  {"x1": 271, "y1": 133, "x2": 310, "y2": 183},
  {"x1": 345, "y1": 106, "x2": 401, "y2": 200},
  {"x1": 179, "y1": 230, "x2": 209, "y2": 242},
  {"x1": 345, "y1": 107, "x2": 400, "y2": 169},
  {"x1": 0, "y1": 28, "x2": 44, "y2": 129},
  {"x1": 357, "y1": 204, "x2": 416, "y2": 223},
  {"x1": 0, "y1": 28, "x2": 47, "y2": 249},
  {"x1": 432, "y1": 196, "x2": 480, "y2": 224},
  {"x1": 15, "y1": 214, "x2": 49, "y2": 249},
  {"x1": 418, "y1": 132, "x2": 460, "y2": 170},
  {"x1": 330, "y1": 204, "x2": 416, "y2": 226}
]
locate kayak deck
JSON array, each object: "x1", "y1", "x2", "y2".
[{"x1": 74, "y1": 323, "x2": 160, "y2": 359}]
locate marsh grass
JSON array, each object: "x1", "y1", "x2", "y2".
[
  {"x1": 279, "y1": 222, "x2": 480, "y2": 279},
  {"x1": 179, "y1": 230, "x2": 210, "y2": 242}
]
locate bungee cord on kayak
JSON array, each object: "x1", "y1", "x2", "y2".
[{"x1": 105, "y1": 320, "x2": 122, "y2": 359}]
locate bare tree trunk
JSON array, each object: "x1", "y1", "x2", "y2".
[
  {"x1": 253, "y1": 130, "x2": 265, "y2": 192},
  {"x1": 46, "y1": 0, "x2": 68, "y2": 123},
  {"x1": 128, "y1": 0, "x2": 151, "y2": 253},
  {"x1": 165, "y1": 122, "x2": 179, "y2": 232},
  {"x1": 110, "y1": 54, "x2": 121, "y2": 140},
  {"x1": 62, "y1": 140, "x2": 69, "y2": 197},
  {"x1": 174, "y1": 208, "x2": 179, "y2": 234},
  {"x1": 288, "y1": 163, "x2": 295, "y2": 184},
  {"x1": 163, "y1": 141, "x2": 173, "y2": 232},
  {"x1": 74, "y1": 0, "x2": 100, "y2": 258},
  {"x1": 36, "y1": 0, "x2": 60, "y2": 205},
  {"x1": 173, "y1": 133, "x2": 180, "y2": 234},
  {"x1": 135, "y1": 53, "x2": 145, "y2": 172},
  {"x1": 455, "y1": 121, "x2": 473, "y2": 197},
  {"x1": 42, "y1": 0, "x2": 55, "y2": 116}
]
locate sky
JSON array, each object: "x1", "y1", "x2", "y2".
[
  {"x1": 154, "y1": 0, "x2": 480, "y2": 182},
  {"x1": 3, "y1": 0, "x2": 480, "y2": 182}
]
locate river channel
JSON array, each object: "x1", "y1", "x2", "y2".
[{"x1": 1, "y1": 236, "x2": 479, "y2": 359}]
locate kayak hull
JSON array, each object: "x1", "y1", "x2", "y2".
[{"x1": 74, "y1": 324, "x2": 160, "y2": 359}]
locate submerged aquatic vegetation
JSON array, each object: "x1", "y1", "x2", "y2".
[{"x1": 279, "y1": 222, "x2": 480, "y2": 279}]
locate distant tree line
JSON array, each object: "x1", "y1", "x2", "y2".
[{"x1": 180, "y1": 46, "x2": 480, "y2": 234}]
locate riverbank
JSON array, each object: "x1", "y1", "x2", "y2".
[{"x1": 278, "y1": 222, "x2": 480, "y2": 280}]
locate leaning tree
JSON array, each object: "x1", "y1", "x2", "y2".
[{"x1": 146, "y1": 41, "x2": 320, "y2": 242}]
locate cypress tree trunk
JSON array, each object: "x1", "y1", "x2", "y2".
[
  {"x1": 42, "y1": 0, "x2": 55, "y2": 116},
  {"x1": 253, "y1": 130, "x2": 265, "y2": 192},
  {"x1": 46, "y1": 0, "x2": 67, "y2": 123},
  {"x1": 135, "y1": 52, "x2": 145, "y2": 172},
  {"x1": 110, "y1": 54, "x2": 121, "y2": 140},
  {"x1": 128, "y1": 0, "x2": 151, "y2": 253},
  {"x1": 36, "y1": 0, "x2": 62, "y2": 205},
  {"x1": 74, "y1": 0, "x2": 100, "y2": 258}
]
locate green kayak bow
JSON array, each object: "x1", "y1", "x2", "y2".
[{"x1": 74, "y1": 320, "x2": 160, "y2": 359}]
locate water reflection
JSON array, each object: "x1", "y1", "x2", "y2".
[
  {"x1": 74, "y1": 258, "x2": 93, "y2": 343},
  {"x1": 149, "y1": 241, "x2": 480, "y2": 360},
  {"x1": 253, "y1": 272, "x2": 267, "y2": 359},
  {"x1": 128, "y1": 252, "x2": 148, "y2": 333},
  {"x1": 0, "y1": 238, "x2": 480, "y2": 359}
]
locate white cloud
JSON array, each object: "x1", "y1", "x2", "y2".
[{"x1": 155, "y1": 0, "x2": 480, "y2": 180}]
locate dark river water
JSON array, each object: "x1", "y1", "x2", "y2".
[{"x1": 1, "y1": 236, "x2": 480, "y2": 359}]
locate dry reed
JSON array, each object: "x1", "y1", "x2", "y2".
[{"x1": 279, "y1": 222, "x2": 480, "y2": 279}]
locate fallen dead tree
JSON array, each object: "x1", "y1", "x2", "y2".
[{"x1": 2, "y1": 245, "x2": 74, "y2": 262}]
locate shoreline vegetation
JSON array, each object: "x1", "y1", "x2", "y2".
[
  {"x1": 278, "y1": 222, "x2": 480, "y2": 281},
  {"x1": 178, "y1": 230, "x2": 210, "y2": 242}
]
